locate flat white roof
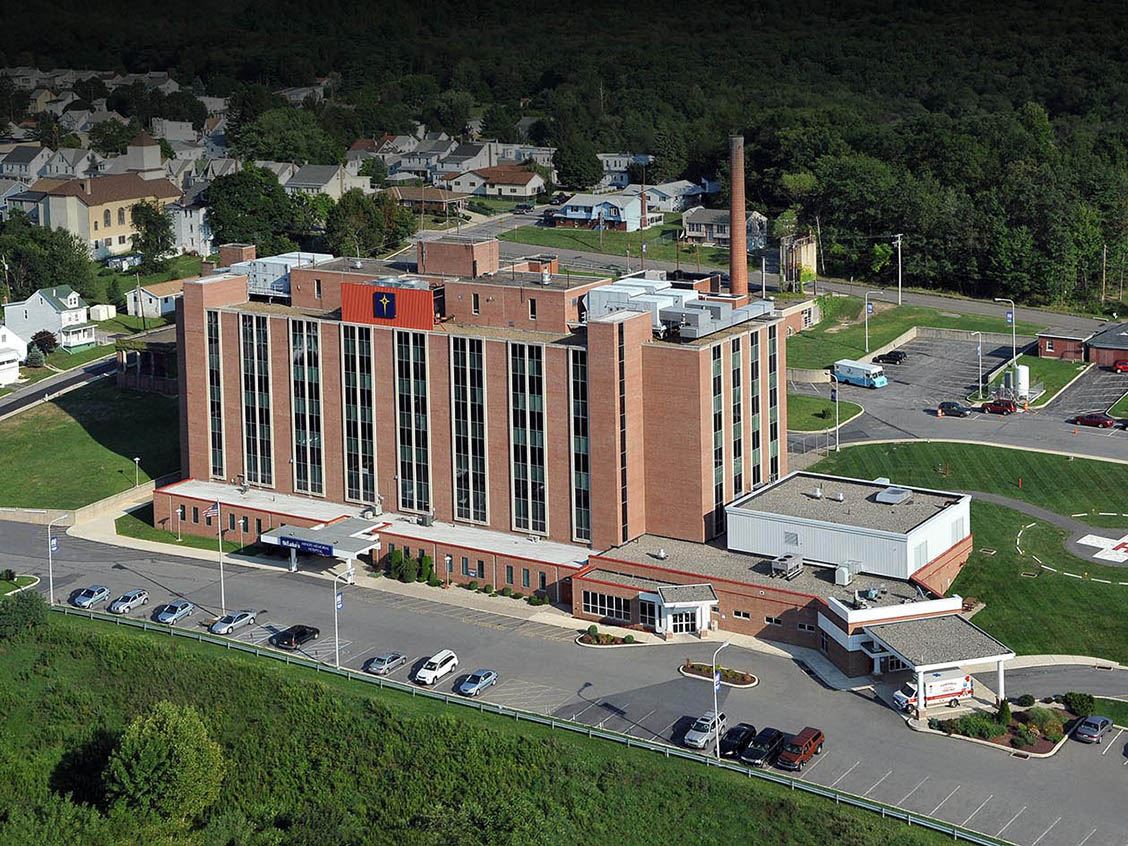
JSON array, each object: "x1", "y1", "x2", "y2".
[
  {"x1": 379, "y1": 512, "x2": 590, "y2": 568},
  {"x1": 156, "y1": 479, "x2": 365, "y2": 524}
]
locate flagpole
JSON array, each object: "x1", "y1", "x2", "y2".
[{"x1": 216, "y1": 500, "x2": 226, "y2": 615}]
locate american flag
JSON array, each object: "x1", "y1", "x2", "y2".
[{"x1": 203, "y1": 502, "x2": 219, "y2": 518}]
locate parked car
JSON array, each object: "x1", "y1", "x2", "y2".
[
  {"x1": 108, "y1": 589, "x2": 149, "y2": 614},
  {"x1": 513, "y1": 203, "x2": 534, "y2": 214},
  {"x1": 718, "y1": 722, "x2": 758, "y2": 758},
  {"x1": 776, "y1": 726, "x2": 825, "y2": 771},
  {"x1": 1111, "y1": 360, "x2": 1128, "y2": 373},
  {"x1": 872, "y1": 350, "x2": 907, "y2": 365},
  {"x1": 209, "y1": 609, "x2": 256, "y2": 635},
  {"x1": 156, "y1": 600, "x2": 195, "y2": 625},
  {"x1": 73, "y1": 585, "x2": 111, "y2": 609},
  {"x1": 363, "y1": 652, "x2": 407, "y2": 675},
  {"x1": 938, "y1": 401, "x2": 973, "y2": 418},
  {"x1": 982, "y1": 398, "x2": 1018, "y2": 415},
  {"x1": 270, "y1": 624, "x2": 319, "y2": 650},
  {"x1": 457, "y1": 669, "x2": 498, "y2": 697},
  {"x1": 414, "y1": 649, "x2": 458, "y2": 685},
  {"x1": 1075, "y1": 716, "x2": 1112, "y2": 743},
  {"x1": 550, "y1": 192, "x2": 570, "y2": 205},
  {"x1": 1072, "y1": 411, "x2": 1116, "y2": 428},
  {"x1": 740, "y1": 727, "x2": 788, "y2": 767},
  {"x1": 684, "y1": 710, "x2": 727, "y2": 749}
]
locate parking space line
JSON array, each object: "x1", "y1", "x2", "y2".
[
  {"x1": 829, "y1": 761, "x2": 860, "y2": 788},
  {"x1": 962, "y1": 795, "x2": 992, "y2": 826},
  {"x1": 1102, "y1": 728, "x2": 1123, "y2": 754},
  {"x1": 1077, "y1": 828, "x2": 1098, "y2": 846},
  {"x1": 931, "y1": 786, "x2": 959, "y2": 816},
  {"x1": 652, "y1": 716, "x2": 679, "y2": 742},
  {"x1": 1030, "y1": 816, "x2": 1061, "y2": 846},
  {"x1": 996, "y1": 806, "x2": 1027, "y2": 838},
  {"x1": 569, "y1": 700, "x2": 602, "y2": 721},
  {"x1": 802, "y1": 750, "x2": 830, "y2": 775},
  {"x1": 897, "y1": 776, "x2": 929, "y2": 805},
  {"x1": 862, "y1": 769, "x2": 892, "y2": 797}
]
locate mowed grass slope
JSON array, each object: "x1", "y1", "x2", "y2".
[
  {"x1": 787, "y1": 392, "x2": 863, "y2": 431},
  {"x1": 0, "y1": 615, "x2": 960, "y2": 846},
  {"x1": 0, "y1": 381, "x2": 179, "y2": 509},
  {"x1": 811, "y1": 442, "x2": 1128, "y2": 527}
]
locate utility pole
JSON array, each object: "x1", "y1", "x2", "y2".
[
  {"x1": 1102, "y1": 243, "x2": 1107, "y2": 301},
  {"x1": 893, "y1": 233, "x2": 904, "y2": 305},
  {"x1": 761, "y1": 256, "x2": 766, "y2": 299}
]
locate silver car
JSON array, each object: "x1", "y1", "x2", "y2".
[
  {"x1": 156, "y1": 600, "x2": 195, "y2": 625},
  {"x1": 684, "y1": 711, "x2": 727, "y2": 749},
  {"x1": 457, "y1": 669, "x2": 498, "y2": 697},
  {"x1": 73, "y1": 585, "x2": 110, "y2": 608},
  {"x1": 209, "y1": 609, "x2": 256, "y2": 635},
  {"x1": 108, "y1": 589, "x2": 149, "y2": 614},
  {"x1": 363, "y1": 652, "x2": 407, "y2": 675},
  {"x1": 1075, "y1": 716, "x2": 1112, "y2": 743}
]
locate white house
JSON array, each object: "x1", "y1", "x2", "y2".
[
  {"x1": 2, "y1": 285, "x2": 96, "y2": 351},
  {"x1": 0, "y1": 177, "x2": 28, "y2": 220},
  {"x1": 126, "y1": 278, "x2": 185, "y2": 319},
  {"x1": 150, "y1": 117, "x2": 197, "y2": 143},
  {"x1": 168, "y1": 183, "x2": 213, "y2": 256},
  {"x1": 596, "y1": 152, "x2": 652, "y2": 189},
  {"x1": 442, "y1": 165, "x2": 545, "y2": 198},
  {"x1": 284, "y1": 164, "x2": 367, "y2": 200},
  {"x1": 0, "y1": 325, "x2": 28, "y2": 386},
  {"x1": 1, "y1": 146, "x2": 52, "y2": 181},
  {"x1": 621, "y1": 180, "x2": 704, "y2": 213},
  {"x1": 43, "y1": 148, "x2": 104, "y2": 178}
]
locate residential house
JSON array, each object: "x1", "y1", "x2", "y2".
[
  {"x1": 27, "y1": 88, "x2": 54, "y2": 114},
  {"x1": 443, "y1": 164, "x2": 545, "y2": 199},
  {"x1": 0, "y1": 177, "x2": 29, "y2": 220},
  {"x1": 42, "y1": 91, "x2": 80, "y2": 116},
  {"x1": 168, "y1": 181, "x2": 212, "y2": 256},
  {"x1": 681, "y1": 206, "x2": 767, "y2": 249},
  {"x1": 43, "y1": 148, "x2": 104, "y2": 178},
  {"x1": 494, "y1": 142, "x2": 556, "y2": 173},
  {"x1": 555, "y1": 192, "x2": 662, "y2": 231},
  {"x1": 621, "y1": 180, "x2": 704, "y2": 213},
  {"x1": 2, "y1": 68, "x2": 45, "y2": 90},
  {"x1": 390, "y1": 136, "x2": 456, "y2": 180},
  {"x1": 371, "y1": 134, "x2": 418, "y2": 165},
  {"x1": 596, "y1": 152, "x2": 653, "y2": 189},
  {"x1": 275, "y1": 83, "x2": 326, "y2": 104},
  {"x1": 284, "y1": 164, "x2": 367, "y2": 200},
  {"x1": 346, "y1": 135, "x2": 384, "y2": 165},
  {"x1": 254, "y1": 160, "x2": 299, "y2": 184},
  {"x1": 436, "y1": 142, "x2": 494, "y2": 177},
  {"x1": 204, "y1": 158, "x2": 241, "y2": 180},
  {"x1": 150, "y1": 117, "x2": 197, "y2": 143},
  {"x1": 198, "y1": 96, "x2": 228, "y2": 115},
  {"x1": 0, "y1": 325, "x2": 27, "y2": 386},
  {"x1": 385, "y1": 185, "x2": 469, "y2": 214},
  {"x1": 3, "y1": 285, "x2": 96, "y2": 351},
  {"x1": 165, "y1": 157, "x2": 196, "y2": 188},
  {"x1": 126, "y1": 277, "x2": 187, "y2": 318},
  {"x1": 1, "y1": 146, "x2": 52, "y2": 180},
  {"x1": 74, "y1": 109, "x2": 126, "y2": 135},
  {"x1": 36, "y1": 171, "x2": 182, "y2": 259},
  {"x1": 203, "y1": 115, "x2": 228, "y2": 156},
  {"x1": 58, "y1": 109, "x2": 91, "y2": 133}
]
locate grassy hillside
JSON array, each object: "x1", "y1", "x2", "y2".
[{"x1": 0, "y1": 614, "x2": 959, "y2": 846}]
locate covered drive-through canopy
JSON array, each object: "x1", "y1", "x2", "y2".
[{"x1": 260, "y1": 517, "x2": 384, "y2": 575}]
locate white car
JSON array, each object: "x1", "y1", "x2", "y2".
[
  {"x1": 414, "y1": 649, "x2": 458, "y2": 685},
  {"x1": 209, "y1": 610, "x2": 256, "y2": 635},
  {"x1": 684, "y1": 711, "x2": 727, "y2": 749}
]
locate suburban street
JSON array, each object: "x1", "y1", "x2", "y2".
[
  {"x1": 7, "y1": 519, "x2": 1126, "y2": 846},
  {"x1": 0, "y1": 356, "x2": 115, "y2": 418}
]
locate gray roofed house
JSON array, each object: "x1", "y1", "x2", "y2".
[
  {"x1": 683, "y1": 204, "x2": 768, "y2": 249},
  {"x1": 1, "y1": 145, "x2": 52, "y2": 180},
  {"x1": 43, "y1": 147, "x2": 104, "y2": 178},
  {"x1": 3, "y1": 284, "x2": 96, "y2": 351},
  {"x1": 1086, "y1": 322, "x2": 1128, "y2": 351},
  {"x1": 285, "y1": 164, "x2": 367, "y2": 200}
]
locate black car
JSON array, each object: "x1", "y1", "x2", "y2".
[
  {"x1": 270, "y1": 625, "x2": 320, "y2": 650},
  {"x1": 938, "y1": 401, "x2": 973, "y2": 418},
  {"x1": 739, "y1": 727, "x2": 788, "y2": 767},
  {"x1": 550, "y1": 192, "x2": 570, "y2": 205},
  {"x1": 872, "y1": 350, "x2": 907, "y2": 365},
  {"x1": 513, "y1": 203, "x2": 534, "y2": 214},
  {"x1": 719, "y1": 722, "x2": 758, "y2": 758}
]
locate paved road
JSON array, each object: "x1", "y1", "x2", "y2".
[
  {"x1": 0, "y1": 357, "x2": 115, "y2": 418},
  {"x1": 974, "y1": 666, "x2": 1128, "y2": 701},
  {"x1": 8, "y1": 520, "x2": 1126, "y2": 846}
]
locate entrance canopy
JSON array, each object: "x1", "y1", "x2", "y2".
[
  {"x1": 863, "y1": 614, "x2": 1014, "y2": 673},
  {"x1": 261, "y1": 517, "x2": 383, "y2": 565}
]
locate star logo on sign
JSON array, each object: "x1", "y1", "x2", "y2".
[{"x1": 379, "y1": 294, "x2": 390, "y2": 310}]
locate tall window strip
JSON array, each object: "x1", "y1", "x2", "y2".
[
  {"x1": 711, "y1": 344, "x2": 725, "y2": 532},
  {"x1": 342, "y1": 325, "x2": 375, "y2": 503},
  {"x1": 570, "y1": 348, "x2": 591, "y2": 542},
  {"x1": 768, "y1": 325, "x2": 780, "y2": 480},
  {"x1": 749, "y1": 331, "x2": 761, "y2": 487},
  {"x1": 452, "y1": 336, "x2": 487, "y2": 523},
  {"x1": 290, "y1": 320, "x2": 324, "y2": 495},
  {"x1": 510, "y1": 343, "x2": 547, "y2": 533},
  {"x1": 240, "y1": 313, "x2": 272, "y2": 486},
  {"x1": 206, "y1": 310, "x2": 224, "y2": 478},
  {"x1": 396, "y1": 330, "x2": 431, "y2": 512},
  {"x1": 618, "y1": 324, "x2": 628, "y2": 543},
  {"x1": 731, "y1": 336, "x2": 743, "y2": 495}
]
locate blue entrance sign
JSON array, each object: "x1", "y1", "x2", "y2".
[
  {"x1": 50, "y1": 536, "x2": 58, "y2": 553},
  {"x1": 830, "y1": 388, "x2": 837, "y2": 402},
  {"x1": 335, "y1": 592, "x2": 344, "y2": 611},
  {"x1": 866, "y1": 301, "x2": 874, "y2": 315},
  {"x1": 279, "y1": 536, "x2": 335, "y2": 557},
  {"x1": 1005, "y1": 310, "x2": 1014, "y2": 325},
  {"x1": 714, "y1": 670, "x2": 722, "y2": 691}
]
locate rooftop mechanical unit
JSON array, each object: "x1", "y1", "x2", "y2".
[
  {"x1": 770, "y1": 553, "x2": 804, "y2": 580},
  {"x1": 875, "y1": 486, "x2": 913, "y2": 505}
]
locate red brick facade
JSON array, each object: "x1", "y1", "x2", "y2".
[
  {"x1": 911, "y1": 534, "x2": 974, "y2": 596},
  {"x1": 1037, "y1": 336, "x2": 1086, "y2": 361}
]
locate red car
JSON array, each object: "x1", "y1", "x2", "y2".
[
  {"x1": 1073, "y1": 411, "x2": 1116, "y2": 428},
  {"x1": 982, "y1": 398, "x2": 1018, "y2": 415},
  {"x1": 1113, "y1": 360, "x2": 1128, "y2": 373}
]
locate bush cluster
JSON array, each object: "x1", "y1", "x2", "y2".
[
  {"x1": 1063, "y1": 691, "x2": 1095, "y2": 718},
  {"x1": 0, "y1": 590, "x2": 47, "y2": 639},
  {"x1": 1015, "y1": 694, "x2": 1036, "y2": 707}
]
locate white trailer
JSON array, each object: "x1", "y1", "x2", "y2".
[{"x1": 893, "y1": 669, "x2": 974, "y2": 711}]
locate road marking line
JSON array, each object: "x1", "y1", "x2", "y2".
[
  {"x1": 996, "y1": 806, "x2": 1027, "y2": 837},
  {"x1": 829, "y1": 761, "x2": 860, "y2": 787},
  {"x1": 931, "y1": 786, "x2": 959, "y2": 816},
  {"x1": 1093, "y1": 578, "x2": 1111, "y2": 584},
  {"x1": 862, "y1": 769, "x2": 893, "y2": 797},
  {"x1": 1102, "y1": 728, "x2": 1123, "y2": 754},
  {"x1": 1030, "y1": 816, "x2": 1061, "y2": 846},
  {"x1": 652, "y1": 717, "x2": 680, "y2": 741},
  {"x1": 962, "y1": 795, "x2": 992, "y2": 826},
  {"x1": 898, "y1": 776, "x2": 929, "y2": 805},
  {"x1": 1064, "y1": 572, "x2": 1082, "y2": 579},
  {"x1": 802, "y1": 750, "x2": 830, "y2": 774},
  {"x1": 571, "y1": 700, "x2": 601, "y2": 720},
  {"x1": 1077, "y1": 827, "x2": 1097, "y2": 846}
]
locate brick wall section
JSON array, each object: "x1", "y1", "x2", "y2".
[
  {"x1": 911, "y1": 534, "x2": 974, "y2": 597},
  {"x1": 415, "y1": 239, "x2": 499, "y2": 278},
  {"x1": 444, "y1": 278, "x2": 606, "y2": 333},
  {"x1": 218, "y1": 243, "x2": 255, "y2": 267},
  {"x1": 1037, "y1": 337, "x2": 1086, "y2": 360},
  {"x1": 1089, "y1": 345, "x2": 1127, "y2": 367},
  {"x1": 152, "y1": 486, "x2": 326, "y2": 542}
]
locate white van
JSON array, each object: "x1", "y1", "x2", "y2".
[{"x1": 414, "y1": 649, "x2": 458, "y2": 685}]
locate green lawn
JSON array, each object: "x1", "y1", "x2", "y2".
[
  {"x1": 0, "y1": 365, "x2": 55, "y2": 397},
  {"x1": 786, "y1": 296, "x2": 1044, "y2": 370},
  {"x1": 787, "y1": 392, "x2": 863, "y2": 431},
  {"x1": 810, "y1": 442, "x2": 1128, "y2": 527},
  {"x1": 0, "y1": 613, "x2": 963, "y2": 845},
  {"x1": 0, "y1": 576, "x2": 35, "y2": 595},
  {"x1": 976, "y1": 353, "x2": 1087, "y2": 405},
  {"x1": 951, "y1": 501, "x2": 1128, "y2": 664},
  {"x1": 95, "y1": 313, "x2": 173, "y2": 335},
  {"x1": 499, "y1": 213, "x2": 732, "y2": 267},
  {"x1": 89, "y1": 254, "x2": 205, "y2": 303},
  {"x1": 116, "y1": 503, "x2": 246, "y2": 554},
  {"x1": 46, "y1": 343, "x2": 115, "y2": 370},
  {"x1": 468, "y1": 196, "x2": 523, "y2": 214},
  {"x1": 0, "y1": 380, "x2": 179, "y2": 509},
  {"x1": 1094, "y1": 698, "x2": 1128, "y2": 728},
  {"x1": 1109, "y1": 389, "x2": 1128, "y2": 417}
]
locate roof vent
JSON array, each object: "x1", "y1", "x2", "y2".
[
  {"x1": 541, "y1": 269, "x2": 551, "y2": 284},
  {"x1": 656, "y1": 547, "x2": 668, "y2": 560},
  {"x1": 875, "y1": 486, "x2": 913, "y2": 505},
  {"x1": 833, "y1": 491, "x2": 845, "y2": 502},
  {"x1": 811, "y1": 484, "x2": 823, "y2": 499},
  {"x1": 351, "y1": 259, "x2": 363, "y2": 269}
]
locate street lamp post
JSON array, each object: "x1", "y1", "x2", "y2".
[
  {"x1": 133, "y1": 456, "x2": 140, "y2": 488},
  {"x1": 893, "y1": 233, "x2": 904, "y2": 305},
  {"x1": 971, "y1": 331, "x2": 984, "y2": 400},
  {"x1": 215, "y1": 503, "x2": 226, "y2": 617},
  {"x1": 332, "y1": 566, "x2": 354, "y2": 669},
  {"x1": 444, "y1": 554, "x2": 452, "y2": 587},
  {"x1": 712, "y1": 639, "x2": 732, "y2": 761},
  {"x1": 830, "y1": 374, "x2": 841, "y2": 453},
  {"x1": 864, "y1": 290, "x2": 883, "y2": 353},
  {"x1": 47, "y1": 514, "x2": 66, "y2": 605},
  {"x1": 994, "y1": 297, "x2": 1017, "y2": 367}
]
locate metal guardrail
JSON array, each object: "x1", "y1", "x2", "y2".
[{"x1": 51, "y1": 605, "x2": 1008, "y2": 846}]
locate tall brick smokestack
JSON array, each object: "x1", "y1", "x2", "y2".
[{"x1": 729, "y1": 135, "x2": 748, "y2": 298}]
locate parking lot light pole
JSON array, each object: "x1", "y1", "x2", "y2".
[
  {"x1": 332, "y1": 567, "x2": 353, "y2": 669},
  {"x1": 864, "y1": 290, "x2": 883, "y2": 353},
  {"x1": 712, "y1": 640, "x2": 731, "y2": 761},
  {"x1": 133, "y1": 456, "x2": 140, "y2": 488},
  {"x1": 47, "y1": 514, "x2": 66, "y2": 605},
  {"x1": 994, "y1": 297, "x2": 1017, "y2": 366},
  {"x1": 830, "y1": 374, "x2": 841, "y2": 452},
  {"x1": 971, "y1": 331, "x2": 984, "y2": 400}
]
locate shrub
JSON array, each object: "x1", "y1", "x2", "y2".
[
  {"x1": 1023, "y1": 706, "x2": 1063, "y2": 736},
  {"x1": 1011, "y1": 725, "x2": 1035, "y2": 748},
  {"x1": 500, "y1": 587, "x2": 511, "y2": 597},
  {"x1": 467, "y1": 580, "x2": 478, "y2": 591},
  {"x1": 1016, "y1": 694, "x2": 1036, "y2": 707},
  {"x1": 943, "y1": 712, "x2": 1001, "y2": 740},
  {"x1": 426, "y1": 577, "x2": 441, "y2": 587},
  {"x1": 25, "y1": 345, "x2": 45, "y2": 368},
  {"x1": 587, "y1": 625, "x2": 599, "y2": 638},
  {"x1": 996, "y1": 699, "x2": 1011, "y2": 726},
  {"x1": 31, "y1": 329, "x2": 57, "y2": 354},
  {"x1": 387, "y1": 548, "x2": 404, "y2": 579},
  {"x1": 624, "y1": 634, "x2": 635, "y2": 644},
  {"x1": 1063, "y1": 691, "x2": 1095, "y2": 718},
  {"x1": 421, "y1": 555, "x2": 434, "y2": 582},
  {"x1": 482, "y1": 584, "x2": 492, "y2": 594},
  {"x1": 399, "y1": 554, "x2": 420, "y2": 584},
  {"x1": 512, "y1": 592, "x2": 523, "y2": 600},
  {"x1": 0, "y1": 590, "x2": 47, "y2": 639},
  {"x1": 1, "y1": 568, "x2": 15, "y2": 582}
]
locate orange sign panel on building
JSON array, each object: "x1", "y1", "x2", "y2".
[{"x1": 340, "y1": 282, "x2": 434, "y2": 330}]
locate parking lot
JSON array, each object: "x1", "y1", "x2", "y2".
[
  {"x1": 881, "y1": 337, "x2": 1014, "y2": 400},
  {"x1": 1047, "y1": 366, "x2": 1128, "y2": 415}
]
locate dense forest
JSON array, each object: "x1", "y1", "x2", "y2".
[{"x1": 6, "y1": 0, "x2": 1128, "y2": 311}]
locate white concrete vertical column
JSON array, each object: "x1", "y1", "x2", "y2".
[
  {"x1": 996, "y1": 661, "x2": 1006, "y2": 704},
  {"x1": 915, "y1": 669, "x2": 926, "y2": 720}
]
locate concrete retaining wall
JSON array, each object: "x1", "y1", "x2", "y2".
[{"x1": 0, "y1": 472, "x2": 181, "y2": 528}]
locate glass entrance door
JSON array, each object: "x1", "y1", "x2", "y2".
[{"x1": 671, "y1": 610, "x2": 695, "y2": 634}]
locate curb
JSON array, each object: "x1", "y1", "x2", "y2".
[
  {"x1": 905, "y1": 714, "x2": 1073, "y2": 759},
  {"x1": 826, "y1": 437, "x2": 1128, "y2": 467},
  {"x1": 678, "y1": 665, "x2": 759, "y2": 688},
  {"x1": 574, "y1": 635, "x2": 653, "y2": 649},
  {"x1": 789, "y1": 402, "x2": 865, "y2": 435},
  {"x1": 2, "y1": 574, "x2": 41, "y2": 595}
]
